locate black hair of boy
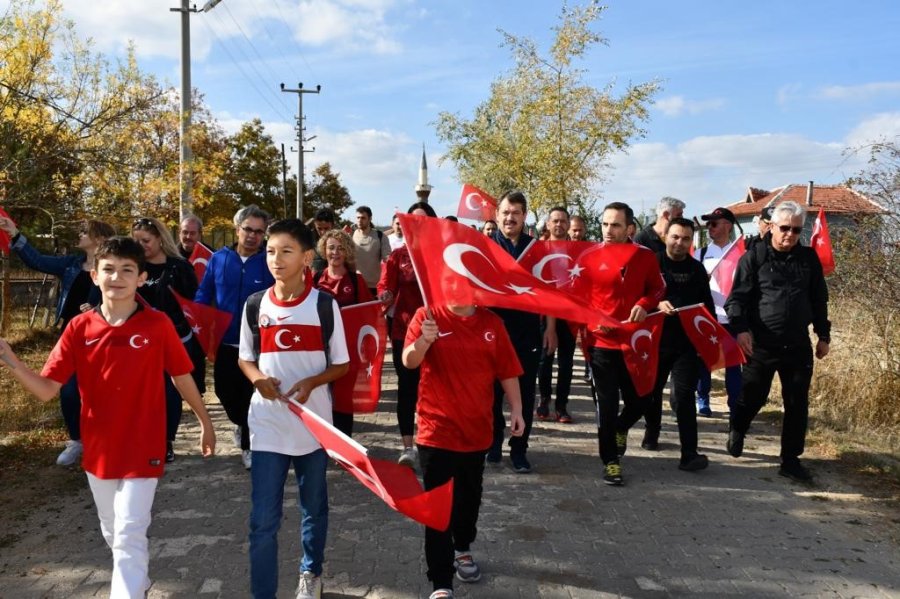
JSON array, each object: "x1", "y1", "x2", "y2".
[
  {"x1": 406, "y1": 202, "x2": 437, "y2": 217},
  {"x1": 267, "y1": 218, "x2": 315, "y2": 252},
  {"x1": 94, "y1": 236, "x2": 147, "y2": 272}
]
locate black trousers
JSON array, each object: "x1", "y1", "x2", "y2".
[
  {"x1": 491, "y1": 339, "x2": 540, "y2": 458},
  {"x1": 332, "y1": 411, "x2": 353, "y2": 437},
  {"x1": 392, "y1": 342, "x2": 421, "y2": 437},
  {"x1": 538, "y1": 319, "x2": 576, "y2": 410},
  {"x1": 590, "y1": 347, "x2": 647, "y2": 464},
  {"x1": 618, "y1": 346, "x2": 702, "y2": 459},
  {"x1": 214, "y1": 344, "x2": 254, "y2": 451},
  {"x1": 418, "y1": 445, "x2": 486, "y2": 591},
  {"x1": 730, "y1": 343, "x2": 814, "y2": 461}
]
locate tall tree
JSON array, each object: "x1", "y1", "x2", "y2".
[
  {"x1": 434, "y1": 1, "x2": 659, "y2": 218},
  {"x1": 221, "y1": 118, "x2": 282, "y2": 220},
  {"x1": 304, "y1": 162, "x2": 353, "y2": 221}
]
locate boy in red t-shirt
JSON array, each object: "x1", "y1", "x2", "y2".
[
  {"x1": 0, "y1": 237, "x2": 216, "y2": 598},
  {"x1": 404, "y1": 304, "x2": 524, "y2": 599}
]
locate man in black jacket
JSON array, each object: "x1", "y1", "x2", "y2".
[
  {"x1": 617, "y1": 217, "x2": 715, "y2": 471},
  {"x1": 725, "y1": 201, "x2": 831, "y2": 482}
]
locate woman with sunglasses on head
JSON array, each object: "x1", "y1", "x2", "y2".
[
  {"x1": 0, "y1": 217, "x2": 116, "y2": 467},
  {"x1": 312, "y1": 229, "x2": 373, "y2": 437},
  {"x1": 132, "y1": 216, "x2": 206, "y2": 464}
]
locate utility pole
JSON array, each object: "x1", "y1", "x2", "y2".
[
  {"x1": 280, "y1": 143, "x2": 288, "y2": 219},
  {"x1": 280, "y1": 83, "x2": 320, "y2": 219},
  {"x1": 170, "y1": 0, "x2": 221, "y2": 222}
]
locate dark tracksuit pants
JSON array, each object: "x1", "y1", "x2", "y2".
[
  {"x1": 491, "y1": 336, "x2": 541, "y2": 459},
  {"x1": 730, "y1": 343, "x2": 814, "y2": 461},
  {"x1": 618, "y1": 345, "x2": 702, "y2": 460},
  {"x1": 214, "y1": 344, "x2": 254, "y2": 451},
  {"x1": 393, "y1": 341, "x2": 421, "y2": 437},
  {"x1": 419, "y1": 446, "x2": 486, "y2": 592},
  {"x1": 590, "y1": 347, "x2": 648, "y2": 465},
  {"x1": 538, "y1": 319, "x2": 576, "y2": 411}
]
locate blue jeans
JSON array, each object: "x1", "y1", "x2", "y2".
[
  {"x1": 249, "y1": 449, "x2": 329, "y2": 599},
  {"x1": 60, "y1": 375, "x2": 81, "y2": 440}
]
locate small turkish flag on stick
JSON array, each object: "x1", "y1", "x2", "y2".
[
  {"x1": 811, "y1": 208, "x2": 835, "y2": 275},
  {"x1": 456, "y1": 184, "x2": 497, "y2": 221}
]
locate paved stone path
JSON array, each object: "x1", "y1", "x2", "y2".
[{"x1": 1, "y1": 359, "x2": 898, "y2": 598}]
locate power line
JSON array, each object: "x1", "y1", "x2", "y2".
[
  {"x1": 247, "y1": 1, "x2": 306, "y2": 85},
  {"x1": 198, "y1": 16, "x2": 292, "y2": 122},
  {"x1": 272, "y1": 0, "x2": 318, "y2": 80}
]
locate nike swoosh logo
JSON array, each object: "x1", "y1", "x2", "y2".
[
  {"x1": 437, "y1": 331, "x2": 453, "y2": 338},
  {"x1": 254, "y1": 280, "x2": 263, "y2": 284},
  {"x1": 85, "y1": 339, "x2": 100, "y2": 346},
  {"x1": 276, "y1": 315, "x2": 290, "y2": 321}
]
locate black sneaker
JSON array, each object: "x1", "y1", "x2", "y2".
[
  {"x1": 640, "y1": 434, "x2": 659, "y2": 451},
  {"x1": 726, "y1": 429, "x2": 744, "y2": 458},
  {"x1": 779, "y1": 459, "x2": 813, "y2": 482},
  {"x1": 678, "y1": 453, "x2": 709, "y2": 471},
  {"x1": 165, "y1": 441, "x2": 175, "y2": 464},
  {"x1": 556, "y1": 409, "x2": 573, "y2": 424},
  {"x1": 485, "y1": 448, "x2": 502, "y2": 464},
  {"x1": 615, "y1": 431, "x2": 628, "y2": 457},
  {"x1": 511, "y1": 454, "x2": 532, "y2": 474},
  {"x1": 603, "y1": 461, "x2": 623, "y2": 486},
  {"x1": 536, "y1": 399, "x2": 551, "y2": 421}
]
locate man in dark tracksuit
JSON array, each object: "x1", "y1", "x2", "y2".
[
  {"x1": 489, "y1": 191, "x2": 557, "y2": 474},
  {"x1": 616, "y1": 217, "x2": 715, "y2": 470},
  {"x1": 725, "y1": 201, "x2": 830, "y2": 482}
]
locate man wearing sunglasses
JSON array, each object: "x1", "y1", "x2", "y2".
[
  {"x1": 725, "y1": 201, "x2": 830, "y2": 482},
  {"x1": 694, "y1": 207, "x2": 743, "y2": 417},
  {"x1": 195, "y1": 204, "x2": 274, "y2": 471}
]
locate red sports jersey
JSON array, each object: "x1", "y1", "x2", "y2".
[
  {"x1": 573, "y1": 242, "x2": 666, "y2": 349},
  {"x1": 405, "y1": 306, "x2": 523, "y2": 452},
  {"x1": 42, "y1": 306, "x2": 193, "y2": 479},
  {"x1": 314, "y1": 269, "x2": 372, "y2": 307}
]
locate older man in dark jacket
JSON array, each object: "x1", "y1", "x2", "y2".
[{"x1": 725, "y1": 201, "x2": 830, "y2": 482}]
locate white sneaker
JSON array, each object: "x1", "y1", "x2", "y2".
[
  {"x1": 295, "y1": 570, "x2": 322, "y2": 599},
  {"x1": 398, "y1": 447, "x2": 417, "y2": 468},
  {"x1": 241, "y1": 450, "x2": 252, "y2": 470},
  {"x1": 233, "y1": 425, "x2": 242, "y2": 449},
  {"x1": 56, "y1": 440, "x2": 83, "y2": 466}
]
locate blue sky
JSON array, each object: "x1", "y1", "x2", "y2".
[{"x1": 10, "y1": 0, "x2": 900, "y2": 224}]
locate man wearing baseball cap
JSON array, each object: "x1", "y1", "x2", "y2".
[
  {"x1": 746, "y1": 206, "x2": 774, "y2": 250},
  {"x1": 694, "y1": 207, "x2": 742, "y2": 417}
]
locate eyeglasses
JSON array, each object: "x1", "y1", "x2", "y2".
[
  {"x1": 241, "y1": 226, "x2": 266, "y2": 236},
  {"x1": 777, "y1": 225, "x2": 803, "y2": 235},
  {"x1": 132, "y1": 218, "x2": 157, "y2": 231},
  {"x1": 707, "y1": 220, "x2": 724, "y2": 228}
]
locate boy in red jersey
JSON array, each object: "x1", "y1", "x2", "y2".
[
  {"x1": 403, "y1": 304, "x2": 524, "y2": 599},
  {"x1": 0, "y1": 236, "x2": 216, "y2": 598}
]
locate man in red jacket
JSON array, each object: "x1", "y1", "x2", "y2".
[{"x1": 575, "y1": 202, "x2": 665, "y2": 485}]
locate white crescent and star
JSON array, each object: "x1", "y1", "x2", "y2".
[
  {"x1": 443, "y1": 244, "x2": 505, "y2": 294},
  {"x1": 274, "y1": 329, "x2": 297, "y2": 350},
  {"x1": 692, "y1": 315, "x2": 719, "y2": 344},
  {"x1": 531, "y1": 253, "x2": 572, "y2": 284},
  {"x1": 192, "y1": 257, "x2": 208, "y2": 268},
  {"x1": 464, "y1": 192, "x2": 484, "y2": 211},
  {"x1": 630, "y1": 329, "x2": 652, "y2": 361},
  {"x1": 129, "y1": 334, "x2": 149, "y2": 349},
  {"x1": 484, "y1": 330, "x2": 496, "y2": 342},
  {"x1": 357, "y1": 325, "x2": 380, "y2": 378}
]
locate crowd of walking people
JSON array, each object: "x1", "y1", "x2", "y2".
[{"x1": 0, "y1": 191, "x2": 830, "y2": 599}]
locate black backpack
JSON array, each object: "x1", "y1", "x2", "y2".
[{"x1": 244, "y1": 289, "x2": 335, "y2": 366}]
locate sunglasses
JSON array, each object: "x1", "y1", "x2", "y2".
[
  {"x1": 132, "y1": 218, "x2": 157, "y2": 231},
  {"x1": 241, "y1": 226, "x2": 267, "y2": 236},
  {"x1": 777, "y1": 225, "x2": 803, "y2": 235}
]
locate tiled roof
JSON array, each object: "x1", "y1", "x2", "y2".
[{"x1": 727, "y1": 184, "x2": 885, "y2": 217}]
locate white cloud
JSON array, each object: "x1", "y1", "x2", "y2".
[
  {"x1": 776, "y1": 83, "x2": 803, "y2": 106},
  {"x1": 289, "y1": 0, "x2": 403, "y2": 55},
  {"x1": 845, "y1": 112, "x2": 900, "y2": 147},
  {"x1": 655, "y1": 95, "x2": 725, "y2": 117},
  {"x1": 603, "y1": 132, "x2": 863, "y2": 217},
  {"x1": 817, "y1": 81, "x2": 900, "y2": 102}
]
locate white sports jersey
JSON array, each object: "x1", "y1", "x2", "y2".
[{"x1": 239, "y1": 287, "x2": 349, "y2": 456}]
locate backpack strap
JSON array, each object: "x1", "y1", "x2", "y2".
[
  {"x1": 700, "y1": 245, "x2": 709, "y2": 262},
  {"x1": 316, "y1": 290, "x2": 335, "y2": 367},
  {"x1": 245, "y1": 290, "x2": 265, "y2": 357}
]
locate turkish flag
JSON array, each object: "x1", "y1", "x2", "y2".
[
  {"x1": 709, "y1": 237, "x2": 745, "y2": 298},
  {"x1": 677, "y1": 304, "x2": 745, "y2": 371},
  {"x1": 188, "y1": 242, "x2": 213, "y2": 283},
  {"x1": 171, "y1": 289, "x2": 232, "y2": 362},
  {"x1": 517, "y1": 240, "x2": 597, "y2": 289},
  {"x1": 397, "y1": 214, "x2": 618, "y2": 330},
  {"x1": 811, "y1": 208, "x2": 835, "y2": 275},
  {"x1": 332, "y1": 301, "x2": 387, "y2": 413},
  {"x1": 288, "y1": 400, "x2": 453, "y2": 531},
  {"x1": 617, "y1": 311, "x2": 665, "y2": 396},
  {"x1": 342, "y1": 224, "x2": 352, "y2": 234},
  {"x1": 0, "y1": 206, "x2": 16, "y2": 255},
  {"x1": 456, "y1": 184, "x2": 497, "y2": 222}
]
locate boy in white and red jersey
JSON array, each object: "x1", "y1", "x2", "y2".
[
  {"x1": 238, "y1": 219, "x2": 349, "y2": 599},
  {"x1": 0, "y1": 236, "x2": 216, "y2": 598},
  {"x1": 403, "y1": 304, "x2": 524, "y2": 599}
]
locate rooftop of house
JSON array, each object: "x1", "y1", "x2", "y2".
[{"x1": 725, "y1": 184, "x2": 885, "y2": 217}]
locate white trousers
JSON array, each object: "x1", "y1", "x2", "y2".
[{"x1": 86, "y1": 474, "x2": 159, "y2": 599}]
